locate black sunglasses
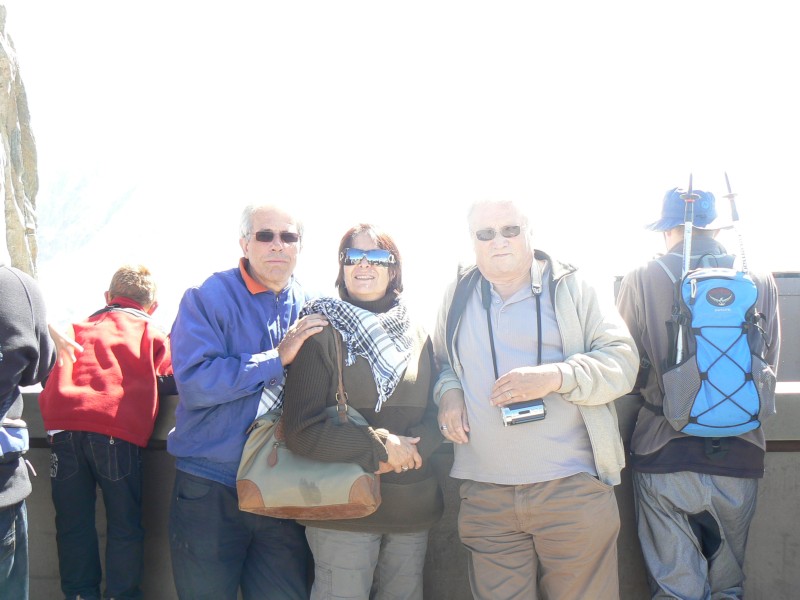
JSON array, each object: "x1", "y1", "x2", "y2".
[
  {"x1": 339, "y1": 248, "x2": 396, "y2": 267},
  {"x1": 252, "y1": 230, "x2": 300, "y2": 244},
  {"x1": 474, "y1": 225, "x2": 523, "y2": 242}
]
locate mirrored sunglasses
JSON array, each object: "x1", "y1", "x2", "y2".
[
  {"x1": 474, "y1": 225, "x2": 522, "y2": 242},
  {"x1": 340, "y1": 248, "x2": 396, "y2": 267},
  {"x1": 253, "y1": 230, "x2": 300, "y2": 244}
]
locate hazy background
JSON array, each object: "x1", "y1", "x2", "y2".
[{"x1": 4, "y1": 1, "x2": 797, "y2": 332}]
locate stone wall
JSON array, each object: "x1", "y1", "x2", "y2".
[{"x1": 0, "y1": 4, "x2": 39, "y2": 276}]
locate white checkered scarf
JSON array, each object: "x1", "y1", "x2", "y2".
[{"x1": 300, "y1": 296, "x2": 413, "y2": 412}]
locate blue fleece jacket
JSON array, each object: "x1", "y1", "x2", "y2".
[{"x1": 167, "y1": 263, "x2": 313, "y2": 487}]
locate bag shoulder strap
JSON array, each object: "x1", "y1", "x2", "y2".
[{"x1": 334, "y1": 330, "x2": 349, "y2": 424}]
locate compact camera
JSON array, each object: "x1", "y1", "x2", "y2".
[{"x1": 500, "y1": 399, "x2": 546, "y2": 426}]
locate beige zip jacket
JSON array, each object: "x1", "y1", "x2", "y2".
[{"x1": 432, "y1": 251, "x2": 638, "y2": 486}]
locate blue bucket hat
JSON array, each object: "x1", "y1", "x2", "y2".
[{"x1": 645, "y1": 187, "x2": 722, "y2": 232}]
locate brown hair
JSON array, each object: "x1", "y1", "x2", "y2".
[
  {"x1": 334, "y1": 224, "x2": 403, "y2": 296},
  {"x1": 108, "y1": 264, "x2": 157, "y2": 308}
]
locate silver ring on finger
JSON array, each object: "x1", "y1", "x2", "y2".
[
  {"x1": 440, "y1": 424, "x2": 448, "y2": 431},
  {"x1": 401, "y1": 466, "x2": 409, "y2": 471}
]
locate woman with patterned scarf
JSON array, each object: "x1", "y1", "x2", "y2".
[{"x1": 282, "y1": 223, "x2": 443, "y2": 600}]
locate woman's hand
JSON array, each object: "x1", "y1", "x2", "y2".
[
  {"x1": 374, "y1": 461, "x2": 394, "y2": 475},
  {"x1": 384, "y1": 434, "x2": 422, "y2": 473}
]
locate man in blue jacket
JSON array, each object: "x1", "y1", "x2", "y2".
[{"x1": 168, "y1": 204, "x2": 327, "y2": 600}]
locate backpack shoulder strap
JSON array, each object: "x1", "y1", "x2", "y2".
[
  {"x1": 654, "y1": 256, "x2": 679, "y2": 284},
  {"x1": 445, "y1": 265, "x2": 481, "y2": 366}
]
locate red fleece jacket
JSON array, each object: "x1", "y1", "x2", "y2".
[{"x1": 38, "y1": 297, "x2": 173, "y2": 447}]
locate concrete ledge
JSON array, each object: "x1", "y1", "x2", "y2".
[
  {"x1": 28, "y1": 387, "x2": 800, "y2": 444},
  {"x1": 21, "y1": 388, "x2": 800, "y2": 599}
]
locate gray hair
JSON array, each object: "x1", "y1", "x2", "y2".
[
  {"x1": 239, "y1": 204, "x2": 305, "y2": 240},
  {"x1": 466, "y1": 199, "x2": 531, "y2": 232}
]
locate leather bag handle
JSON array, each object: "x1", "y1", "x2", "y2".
[{"x1": 334, "y1": 330, "x2": 349, "y2": 424}]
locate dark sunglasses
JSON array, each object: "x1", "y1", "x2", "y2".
[
  {"x1": 474, "y1": 225, "x2": 523, "y2": 242},
  {"x1": 340, "y1": 248, "x2": 396, "y2": 267},
  {"x1": 252, "y1": 230, "x2": 300, "y2": 244}
]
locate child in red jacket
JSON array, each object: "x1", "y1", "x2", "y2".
[{"x1": 39, "y1": 264, "x2": 173, "y2": 600}]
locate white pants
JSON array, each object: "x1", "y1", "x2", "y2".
[{"x1": 305, "y1": 527, "x2": 429, "y2": 600}]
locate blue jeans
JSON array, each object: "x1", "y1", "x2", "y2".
[
  {"x1": 0, "y1": 500, "x2": 28, "y2": 600},
  {"x1": 169, "y1": 469, "x2": 311, "y2": 600},
  {"x1": 50, "y1": 431, "x2": 144, "y2": 600}
]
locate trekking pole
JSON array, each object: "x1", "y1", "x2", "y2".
[
  {"x1": 724, "y1": 172, "x2": 749, "y2": 274},
  {"x1": 676, "y1": 174, "x2": 699, "y2": 364}
]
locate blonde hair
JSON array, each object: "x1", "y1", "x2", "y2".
[{"x1": 108, "y1": 264, "x2": 157, "y2": 308}]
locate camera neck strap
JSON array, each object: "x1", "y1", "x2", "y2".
[{"x1": 481, "y1": 276, "x2": 542, "y2": 381}]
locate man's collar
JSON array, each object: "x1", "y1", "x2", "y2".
[
  {"x1": 533, "y1": 249, "x2": 575, "y2": 282},
  {"x1": 667, "y1": 237, "x2": 726, "y2": 256},
  {"x1": 107, "y1": 296, "x2": 147, "y2": 311},
  {"x1": 238, "y1": 258, "x2": 293, "y2": 295}
]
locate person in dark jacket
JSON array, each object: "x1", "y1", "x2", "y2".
[
  {"x1": 0, "y1": 263, "x2": 55, "y2": 599},
  {"x1": 283, "y1": 224, "x2": 443, "y2": 600}
]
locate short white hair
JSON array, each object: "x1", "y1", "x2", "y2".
[
  {"x1": 467, "y1": 199, "x2": 531, "y2": 231},
  {"x1": 239, "y1": 204, "x2": 305, "y2": 240}
]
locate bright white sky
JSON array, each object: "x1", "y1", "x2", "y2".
[{"x1": 4, "y1": 1, "x2": 798, "y2": 332}]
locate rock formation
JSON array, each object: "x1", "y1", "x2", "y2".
[{"x1": 0, "y1": 4, "x2": 39, "y2": 276}]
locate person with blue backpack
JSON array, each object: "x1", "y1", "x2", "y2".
[{"x1": 616, "y1": 181, "x2": 781, "y2": 599}]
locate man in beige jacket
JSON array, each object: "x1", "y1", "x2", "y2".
[{"x1": 433, "y1": 199, "x2": 638, "y2": 600}]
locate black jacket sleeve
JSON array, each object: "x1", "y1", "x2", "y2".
[{"x1": 0, "y1": 266, "x2": 56, "y2": 418}]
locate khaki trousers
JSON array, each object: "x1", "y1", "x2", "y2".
[{"x1": 458, "y1": 472, "x2": 620, "y2": 600}]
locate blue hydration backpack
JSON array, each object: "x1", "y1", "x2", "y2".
[{"x1": 657, "y1": 258, "x2": 777, "y2": 437}]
